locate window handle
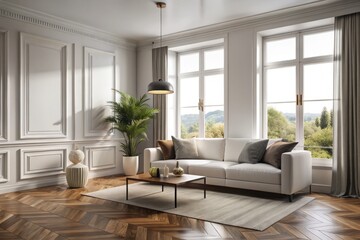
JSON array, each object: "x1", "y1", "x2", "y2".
[
  {"x1": 300, "y1": 94, "x2": 303, "y2": 106},
  {"x1": 198, "y1": 99, "x2": 204, "y2": 112},
  {"x1": 296, "y1": 95, "x2": 299, "y2": 106}
]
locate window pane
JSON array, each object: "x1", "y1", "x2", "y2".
[
  {"x1": 204, "y1": 74, "x2": 224, "y2": 106},
  {"x1": 266, "y1": 66, "x2": 296, "y2": 103},
  {"x1": 265, "y1": 37, "x2": 296, "y2": 63},
  {"x1": 205, "y1": 106, "x2": 224, "y2": 138},
  {"x1": 180, "y1": 77, "x2": 199, "y2": 107},
  {"x1": 303, "y1": 31, "x2": 334, "y2": 58},
  {"x1": 267, "y1": 103, "x2": 296, "y2": 141},
  {"x1": 204, "y1": 49, "x2": 224, "y2": 70},
  {"x1": 180, "y1": 107, "x2": 199, "y2": 138},
  {"x1": 303, "y1": 101, "x2": 333, "y2": 159},
  {"x1": 303, "y1": 62, "x2": 333, "y2": 100},
  {"x1": 179, "y1": 53, "x2": 199, "y2": 73}
]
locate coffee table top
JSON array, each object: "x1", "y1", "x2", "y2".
[{"x1": 126, "y1": 173, "x2": 205, "y2": 185}]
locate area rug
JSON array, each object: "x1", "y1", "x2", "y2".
[{"x1": 83, "y1": 183, "x2": 314, "y2": 231}]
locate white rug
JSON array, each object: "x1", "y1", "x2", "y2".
[{"x1": 84, "y1": 183, "x2": 314, "y2": 231}]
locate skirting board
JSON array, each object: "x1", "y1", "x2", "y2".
[
  {"x1": 312, "y1": 184, "x2": 331, "y2": 194},
  {"x1": 0, "y1": 177, "x2": 67, "y2": 194},
  {"x1": 0, "y1": 170, "x2": 123, "y2": 194}
]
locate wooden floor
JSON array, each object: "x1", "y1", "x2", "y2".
[{"x1": 0, "y1": 176, "x2": 359, "y2": 240}]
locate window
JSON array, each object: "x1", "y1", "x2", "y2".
[
  {"x1": 171, "y1": 47, "x2": 224, "y2": 139},
  {"x1": 263, "y1": 27, "x2": 334, "y2": 160}
]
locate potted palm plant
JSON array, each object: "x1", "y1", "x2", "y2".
[{"x1": 105, "y1": 90, "x2": 159, "y2": 175}]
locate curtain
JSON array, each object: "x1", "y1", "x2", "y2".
[
  {"x1": 152, "y1": 46, "x2": 168, "y2": 146},
  {"x1": 331, "y1": 12, "x2": 360, "y2": 197}
]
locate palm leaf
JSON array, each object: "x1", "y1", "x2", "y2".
[{"x1": 104, "y1": 90, "x2": 159, "y2": 156}]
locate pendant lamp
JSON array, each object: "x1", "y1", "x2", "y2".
[{"x1": 147, "y1": 2, "x2": 174, "y2": 95}]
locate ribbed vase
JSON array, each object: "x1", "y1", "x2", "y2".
[{"x1": 66, "y1": 163, "x2": 89, "y2": 188}]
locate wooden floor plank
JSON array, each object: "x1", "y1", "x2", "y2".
[{"x1": 0, "y1": 175, "x2": 359, "y2": 239}]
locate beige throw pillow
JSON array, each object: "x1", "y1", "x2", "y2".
[{"x1": 172, "y1": 136, "x2": 198, "y2": 159}]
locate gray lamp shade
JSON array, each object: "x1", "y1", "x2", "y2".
[{"x1": 147, "y1": 79, "x2": 174, "y2": 94}]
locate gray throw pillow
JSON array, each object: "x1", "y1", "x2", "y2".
[
  {"x1": 238, "y1": 139, "x2": 269, "y2": 164},
  {"x1": 172, "y1": 136, "x2": 199, "y2": 159}
]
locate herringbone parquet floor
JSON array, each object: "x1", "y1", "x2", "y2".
[{"x1": 0, "y1": 175, "x2": 359, "y2": 240}]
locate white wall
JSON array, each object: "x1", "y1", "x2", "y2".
[
  {"x1": 136, "y1": 0, "x2": 360, "y2": 193},
  {"x1": 0, "y1": 3, "x2": 136, "y2": 193}
]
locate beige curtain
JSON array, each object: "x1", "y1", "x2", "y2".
[
  {"x1": 331, "y1": 12, "x2": 360, "y2": 197},
  {"x1": 152, "y1": 46, "x2": 168, "y2": 146}
]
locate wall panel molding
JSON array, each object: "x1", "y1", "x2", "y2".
[
  {"x1": 20, "y1": 147, "x2": 67, "y2": 180},
  {"x1": 83, "y1": 47, "x2": 115, "y2": 137},
  {"x1": 20, "y1": 32, "x2": 68, "y2": 139},
  {"x1": 0, "y1": 1, "x2": 135, "y2": 49},
  {"x1": 0, "y1": 151, "x2": 9, "y2": 183},
  {"x1": 0, "y1": 31, "x2": 8, "y2": 141},
  {"x1": 83, "y1": 145, "x2": 116, "y2": 171}
]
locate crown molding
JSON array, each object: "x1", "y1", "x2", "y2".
[
  {"x1": 0, "y1": 0, "x2": 136, "y2": 49},
  {"x1": 137, "y1": 0, "x2": 360, "y2": 48}
]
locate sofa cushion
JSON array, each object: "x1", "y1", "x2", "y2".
[
  {"x1": 172, "y1": 136, "x2": 198, "y2": 159},
  {"x1": 267, "y1": 138, "x2": 283, "y2": 148},
  {"x1": 195, "y1": 138, "x2": 225, "y2": 161},
  {"x1": 226, "y1": 163, "x2": 281, "y2": 185},
  {"x1": 224, "y1": 138, "x2": 255, "y2": 162},
  {"x1": 157, "y1": 140, "x2": 175, "y2": 160},
  {"x1": 238, "y1": 139, "x2": 269, "y2": 164},
  {"x1": 189, "y1": 161, "x2": 238, "y2": 178},
  {"x1": 262, "y1": 141, "x2": 298, "y2": 168},
  {"x1": 151, "y1": 159, "x2": 213, "y2": 173}
]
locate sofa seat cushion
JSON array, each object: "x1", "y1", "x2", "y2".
[
  {"x1": 226, "y1": 163, "x2": 281, "y2": 185},
  {"x1": 189, "y1": 161, "x2": 238, "y2": 179},
  {"x1": 151, "y1": 160, "x2": 214, "y2": 173}
]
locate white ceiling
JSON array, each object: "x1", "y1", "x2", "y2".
[{"x1": 2, "y1": 0, "x2": 334, "y2": 42}]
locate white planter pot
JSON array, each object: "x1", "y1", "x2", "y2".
[{"x1": 123, "y1": 156, "x2": 139, "y2": 176}]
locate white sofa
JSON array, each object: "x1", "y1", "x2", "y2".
[{"x1": 144, "y1": 138, "x2": 312, "y2": 201}]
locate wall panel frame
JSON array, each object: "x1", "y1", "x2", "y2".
[
  {"x1": 83, "y1": 47, "x2": 116, "y2": 137},
  {"x1": 20, "y1": 33, "x2": 69, "y2": 139},
  {"x1": 20, "y1": 147, "x2": 67, "y2": 180},
  {"x1": 0, "y1": 30, "x2": 8, "y2": 141},
  {"x1": 0, "y1": 151, "x2": 9, "y2": 183},
  {"x1": 83, "y1": 145, "x2": 116, "y2": 171}
]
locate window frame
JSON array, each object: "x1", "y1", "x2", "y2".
[
  {"x1": 176, "y1": 45, "x2": 225, "y2": 138},
  {"x1": 262, "y1": 25, "x2": 334, "y2": 158}
]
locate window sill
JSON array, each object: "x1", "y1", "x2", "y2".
[{"x1": 312, "y1": 158, "x2": 332, "y2": 168}]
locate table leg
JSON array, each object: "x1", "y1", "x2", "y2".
[
  {"x1": 204, "y1": 178, "x2": 206, "y2": 199},
  {"x1": 162, "y1": 185, "x2": 164, "y2": 192},
  {"x1": 126, "y1": 178, "x2": 129, "y2": 200},
  {"x1": 175, "y1": 185, "x2": 177, "y2": 208}
]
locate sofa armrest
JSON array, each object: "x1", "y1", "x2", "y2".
[
  {"x1": 144, "y1": 147, "x2": 163, "y2": 172},
  {"x1": 281, "y1": 150, "x2": 312, "y2": 195}
]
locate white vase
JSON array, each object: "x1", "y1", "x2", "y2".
[{"x1": 123, "y1": 156, "x2": 139, "y2": 176}]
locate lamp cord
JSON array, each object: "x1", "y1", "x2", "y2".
[
  {"x1": 159, "y1": 4, "x2": 162, "y2": 81},
  {"x1": 160, "y1": 5, "x2": 162, "y2": 49}
]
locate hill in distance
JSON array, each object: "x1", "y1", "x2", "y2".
[{"x1": 181, "y1": 110, "x2": 224, "y2": 128}]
